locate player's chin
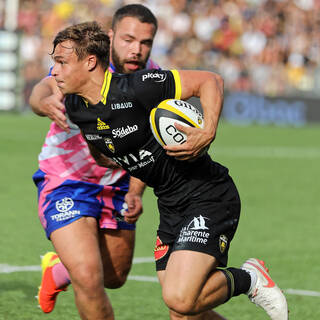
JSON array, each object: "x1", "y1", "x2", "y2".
[
  {"x1": 124, "y1": 62, "x2": 144, "y2": 73},
  {"x1": 57, "y1": 85, "x2": 67, "y2": 94}
]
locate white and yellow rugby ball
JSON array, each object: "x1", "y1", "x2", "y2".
[{"x1": 150, "y1": 99, "x2": 204, "y2": 146}]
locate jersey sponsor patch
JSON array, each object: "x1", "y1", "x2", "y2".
[
  {"x1": 97, "y1": 117, "x2": 110, "y2": 130},
  {"x1": 113, "y1": 149, "x2": 155, "y2": 172},
  {"x1": 112, "y1": 125, "x2": 138, "y2": 139},
  {"x1": 111, "y1": 102, "x2": 133, "y2": 110},
  {"x1": 177, "y1": 215, "x2": 211, "y2": 245},
  {"x1": 142, "y1": 72, "x2": 167, "y2": 82},
  {"x1": 51, "y1": 197, "x2": 81, "y2": 222},
  {"x1": 85, "y1": 134, "x2": 103, "y2": 141}
]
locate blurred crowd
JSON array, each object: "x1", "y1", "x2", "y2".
[{"x1": 2, "y1": 0, "x2": 320, "y2": 107}]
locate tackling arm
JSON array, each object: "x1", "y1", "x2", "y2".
[
  {"x1": 124, "y1": 176, "x2": 146, "y2": 224},
  {"x1": 29, "y1": 76, "x2": 69, "y2": 132}
]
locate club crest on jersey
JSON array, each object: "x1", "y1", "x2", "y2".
[
  {"x1": 97, "y1": 117, "x2": 110, "y2": 130},
  {"x1": 104, "y1": 138, "x2": 115, "y2": 153},
  {"x1": 219, "y1": 235, "x2": 228, "y2": 253}
]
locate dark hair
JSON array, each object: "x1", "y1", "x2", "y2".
[
  {"x1": 112, "y1": 4, "x2": 157, "y2": 33},
  {"x1": 52, "y1": 21, "x2": 110, "y2": 70}
]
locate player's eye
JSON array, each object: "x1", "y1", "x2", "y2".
[{"x1": 142, "y1": 40, "x2": 153, "y2": 47}]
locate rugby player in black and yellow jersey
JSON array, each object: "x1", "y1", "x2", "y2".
[{"x1": 50, "y1": 21, "x2": 289, "y2": 320}]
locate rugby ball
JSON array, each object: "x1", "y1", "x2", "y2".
[{"x1": 150, "y1": 99, "x2": 204, "y2": 146}]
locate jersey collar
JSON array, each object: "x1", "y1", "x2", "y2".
[{"x1": 100, "y1": 69, "x2": 112, "y2": 105}]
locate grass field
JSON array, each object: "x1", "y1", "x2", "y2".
[{"x1": 0, "y1": 112, "x2": 319, "y2": 319}]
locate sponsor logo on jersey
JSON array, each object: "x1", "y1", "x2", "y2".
[
  {"x1": 142, "y1": 72, "x2": 167, "y2": 82},
  {"x1": 85, "y1": 134, "x2": 102, "y2": 141},
  {"x1": 112, "y1": 125, "x2": 138, "y2": 139},
  {"x1": 219, "y1": 234, "x2": 228, "y2": 253},
  {"x1": 114, "y1": 149, "x2": 154, "y2": 172},
  {"x1": 154, "y1": 236, "x2": 169, "y2": 261},
  {"x1": 177, "y1": 215, "x2": 210, "y2": 245},
  {"x1": 104, "y1": 137, "x2": 115, "y2": 153},
  {"x1": 97, "y1": 117, "x2": 110, "y2": 130},
  {"x1": 111, "y1": 102, "x2": 133, "y2": 110},
  {"x1": 51, "y1": 197, "x2": 80, "y2": 222}
]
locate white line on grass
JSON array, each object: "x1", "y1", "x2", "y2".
[
  {"x1": 214, "y1": 146, "x2": 320, "y2": 159},
  {"x1": 284, "y1": 289, "x2": 320, "y2": 297},
  {"x1": 1, "y1": 261, "x2": 320, "y2": 298},
  {"x1": 0, "y1": 264, "x2": 40, "y2": 273},
  {"x1": 128, "y1": 275, "x2": 158, "y2": 282}
]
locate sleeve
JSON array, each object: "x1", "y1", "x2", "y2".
[
  {"x1": 129, "y1": 69, "x2": 182, "y2": 112},
  {"x1": 48, "y1": 66, "x2": 53, "y2": 76}
]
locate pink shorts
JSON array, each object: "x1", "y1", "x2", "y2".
[{"x1": 33, "y1": 169, "x2": 135, "y2": 239}]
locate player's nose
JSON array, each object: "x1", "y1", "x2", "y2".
[{"x1": 130, "y1": 41, "x2": 142, "y2": 55}]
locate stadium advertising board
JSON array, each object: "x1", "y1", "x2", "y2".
[
  {"x1": 0, "y1": 30, "x2": 22, "y2": 111},
  {"x1": 222, "y1": 92, "x2": 320, "y2": 126},
  {"x1": 188, "y1": 92, "x2": 320, "y2": 126}
]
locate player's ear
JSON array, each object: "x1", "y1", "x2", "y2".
[
  {"x1": 108, "y1": 29, "x2": 114, "y2": 43},
  {"x1": 87, "y1": 55, "x2": 97, "y2": 71}
]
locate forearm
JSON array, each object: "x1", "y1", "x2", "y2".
[
  {"x1": 128, "y1": 176, "x2": 146, "y2": 196},
  {"x1": 199, "y1": 73, "x2": 224, "y2": 141},
  {"x1": 29, "y1": 76, "x2": 62, "y2": 116},
  {"x1": 179, "y1": 70, "x2": 224, "y2": 141}
]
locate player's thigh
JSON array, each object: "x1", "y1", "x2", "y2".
[
  {"x1": 99, "y1": 229, "x2": 135, "y2": 277},
  {"x1": 51, "y1": 217, "x2": 104, "y2": 282},
  {"x1": 162, "y1": 250, "x2": 219, "y2": 301}
]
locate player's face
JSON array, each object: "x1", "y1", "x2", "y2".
[
  {"x1": 51, "y1": 40, "x2": 89, "y2": 94},
  {"x1": 109, "y1": 16, "x2": 155, "y2": 73}
]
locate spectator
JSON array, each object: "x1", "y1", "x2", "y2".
[{"x1": 11, "y1": 0, "x2": 320, "y2": 108}]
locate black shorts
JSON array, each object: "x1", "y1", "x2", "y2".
[{"x1": 154, "y1": 175, "x2": 241, "y2": 271}]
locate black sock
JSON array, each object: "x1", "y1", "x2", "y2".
[{"x1": 219, "y1": 267, "x2": 251, "y2": 302}]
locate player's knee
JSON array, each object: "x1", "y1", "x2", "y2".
[
  {"x1": 104, "y1": 272, "x2": 128, "y2": 289},
  {"x1": 103, "y1": 263, "x2": 131, "y2": 289},
  {"x1": 162, "y1": 289, "x2": 196, "y2": 315},
  {"x1": 71, "y1": 265, "x2": 104, "y2": 295}
]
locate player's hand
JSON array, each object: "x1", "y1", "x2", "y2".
[
  {"x1": 123, "y1": 192, "x2": 143, "y2": 224},
  {"x1": 163, "y1": 122, "x2": 213, "y2": 160},
  {"x1": 40, "y1": 94, "x2": 69, "y2": 133}
]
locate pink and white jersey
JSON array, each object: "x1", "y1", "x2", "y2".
[
  {"x1": 38, "y1": 60, "x2": 160, "y2": 186},
  {"x1": 38, "y1": 120, "x2": 126, "y2": 185}
]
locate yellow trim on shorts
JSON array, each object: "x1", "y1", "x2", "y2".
[
  {"x1": 171, "y1": 70, "x2": 182, "y2": 100},
  {"x1": 101, "y1": 70, "x2": 112, "y2": 105}
]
